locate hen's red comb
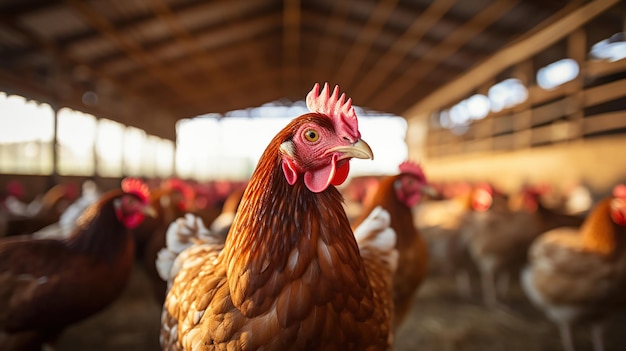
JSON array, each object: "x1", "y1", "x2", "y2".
[
  {"x1": 164, "y1": 178, "x2": 195, "y2": 200},
  {"x1": 306, "y1": 82, "x2": 360, "y2": 139},
  {"x1": 399, "y1": 160, "x2": 426, "y2": 180},
  {"x1": 613, "y1": 184, "x2": 626, "y2": 199},
  {"x1": 121, "y1": 178, "x2": 150, "y2": 203},
  {"x1": 475, "y1": 182, "x2": 494, "y2": 195}
]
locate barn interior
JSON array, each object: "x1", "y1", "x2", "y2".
[{"x1": 1, "y1": 0, "x2": 626, "y2": 350}]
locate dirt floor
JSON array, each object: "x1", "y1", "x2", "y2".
[{"x1": 54, "y1": 265, "x2": 626, "y2": 351}]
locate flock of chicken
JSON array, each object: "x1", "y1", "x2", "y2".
[{"x1": 0, "y1": 83, "x2": 624, "y2": 351}]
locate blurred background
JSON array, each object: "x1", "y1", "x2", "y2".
[{"x1": 1, "y1": 0, "x2": 625, "y2": 350}]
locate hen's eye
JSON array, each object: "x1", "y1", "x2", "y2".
[{"x1": 304, "y1": 129, "x2": 319, "y2": 142}]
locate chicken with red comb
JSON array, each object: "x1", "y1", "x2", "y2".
[
  {"x1": 352, "y1": 160, "x2": 435, "y2": 329},
  {"x1": 522, "y1": 184, "x2": 626, "y2": 351},
  {"x1": 0, "y1": 178, "x2": 156, "y2": 350},
  {"x1": 161, "y1": 83, "x2": 398, "y2": 350}
]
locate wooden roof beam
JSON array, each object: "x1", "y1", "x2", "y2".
[
  {"x1": 95, "y1": 12, "x2": 282, "y2": 76},
  {"x1": 370, "y1": 0, "x2": 520, "y2": 112},
  {"x1": 65, "y1": 0, "x2": 206, "y2": 111},
  {"x1": 162, "y1": 66, "x2": 332, "y2": 113},
  {"x1": 331, "y1": 0, "x2": 399, "y2": 90},
  {"x1": 282, "y1": 0, "x2": 301, "y2": 92},
  {"x1": 145, "y1": 0, "x2": 241, "y2": 107},
  {"x1": 348, "y1": 0, "x2": 454, "y2": 102},
  {"x1": 56, "y1": 0, "x2": 275, "y2": 51},
  {"x1": 307, "y1": 1, "x2": 352, "y2": 84},
  {"x1": 0, "y1": 16, "x2": 176, "y2": 139},
  {"x1": 126, "y1": 36, "x2": 280, "y2": 91},
  {"x1": 405, "y1": 0, "x2": 620, "y2": 119},
  {"x1": 0, "y1": 0, "x2": 56, "y2": 17}
]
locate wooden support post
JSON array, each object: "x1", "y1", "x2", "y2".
[
  {"x1": 49, "y1": 103, "x2": 59, "y2": 189},
  {"x1": 567, "y1": 28, "x2": 586, "y2": 140},
  {"x1": 512, "y1": 61, "x2": 533, "y2": 149}
]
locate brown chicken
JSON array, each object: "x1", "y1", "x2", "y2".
[
  {"x1": 468, "y1": 183, "x2": 585, "y2": 308},
  {"x1": 521, "y1": 184, "x2": 626, "y2": 351},
  {"x1": 352, "y1": 160, "x2": 434, "y2": 329},
  {"x1": 417, "y1": 182, "x2": 479, "y2": 297},
  {"x1": 208, "y1": 186, "x2": 246, "y2": 242},
  {"x1": 161, "y1": 83, "x2": 397, "y2": 350},
  {"x1": 133, "y1": 178, "x2": 196, "y2": 257},
  {"x1": 3, "y1": 182, "x2": 78, "y2": 237},
  {"x1": 139, "y1": 178, "x2": 197, "y2": 303},
  {"x1": 0, "y1": 178, "x2": 155, "y2": 350}
]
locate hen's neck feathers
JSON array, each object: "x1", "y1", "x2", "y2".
[
  {"x1": 354, "y1": 175, "x2": 414, "y2": 236},
  {"x1": 578, "y1": 198, "x2": 626, "y2": 256},
  {"x1": 63, "y1": 190, "x2": 132, "y2": 261},
  {"x1": 222, "y1": 118, "x2": 371, "y2": 315}
]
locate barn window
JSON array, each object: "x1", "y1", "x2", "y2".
[
  {"x1": 0, "y1": 93, "x2": 54, "y2": 175},
  {"x1": 536, "y1": 58, "x2": 579, "y2": 90}
]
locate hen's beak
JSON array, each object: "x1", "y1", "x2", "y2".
[
  {"x1": 330, "y1": 139, "x2": 374, "y2": 161},
  {"x1": 142, "y1": 205, "x2": 158, "y2": 218},
  {"x1": 420, "y1": 185, "x2": 439, "y2": 198}
]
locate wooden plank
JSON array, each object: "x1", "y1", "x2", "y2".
[
  {"x1": 308, "y1": 0, "x2": 352, "y2": 83},
  {"x1": 146, "y1": 0, "x2": 240, "y2": 106},
  {"x1": 586, "y1": 58, "x2": 626, "y2": 78},
  {"x1": 566, "y1": 28, "x2": 586, "y2": 139},
  {"x1": 282, "y1": 0, "x2": 301, "y2": 91},
  {"x1": 465, "y1": 138, "x2": 493, "y2": 154},
  {"x1": 492, "y1": 115, "x2": 515, "y2": 135},
  {"x1": 530, "y1": 124, "x2": 553, "y2": 145},
  {"x1": 513, "y1": 128, "x2": 532, "y2": 149},
  {"x1": 531, "y1": 97, "x2": 576, "y2": 127},
  {"x1": 493, "y1": 133, "x2": 514, "y2": 151},
  {"x1": 66, "y1": 0, "x2": 202, "y2": 107},
  {"x1": 583, "y1": 77, "x2": 626, "y2": 107},
  {"x1": 372, "y1": 0, "x2": 520, "y2": 111},
  {"x1": 527, "y1": 81, "x2": 577, "y2": 106},
  {"x1": 583, "y1": 111, "x2": 626, "y2": 135},
  {"x1": 0, "y1": 18, "x2": 177, "y2": 139},
  {"x1": 332, "y1": 0, "x2": 399, "y2": 89},
  {"x1": 348, "y1": 0, "x2": 454, "y2": 101},
  {"x1": 406, "y1": 0, "x2": 620, "y2": 118}
]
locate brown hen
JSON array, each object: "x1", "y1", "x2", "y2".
[
  {"x1": 161, "y1": 83, "x2": 397, "y2": 351},
  {"x1": 0, "y1": 178, "x2": 155, "y2": 350},
  {"x1": 522, "y1": 184, "x2": 626, "y2": 351},
  {"x1": 352, "y1": 161, "x2": 434, "y2": 329}
]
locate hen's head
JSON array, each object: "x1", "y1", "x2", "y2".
[
  {"x1": 114, "y1": 178, "x2": 156, "y2": 229},
  {"x1": 163, "y1": 178, "x2": 196, "y2": 212},
  {"x1": 610, "y1": 184, "x2": 626, "y2": 226},
  {"x1": 471, "y1": 183, "x2": 494, "y2": 212},
  {"x1": 279, "y1": 83, "x2": 373, "y2": 193},
  {"x1": 395, "y1": 161, "x2": 435, "y2": 207}
]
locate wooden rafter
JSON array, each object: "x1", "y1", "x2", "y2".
[
  {"x1": 161, "y1": 66, "x2": 332, "y2": 113},
  {"x1": 405, "y1": 0, "x2": 621, "y2": 118},
  {"x1": 145, "y1": 0, "x2": 240, "y2": 107},
  {"x1": 96, "y1": 12, "x2": 282, "y2": 77},
  {"x1": 282, "y1": 0, "x2": 301, "y2": 93},
  {"x1": 66, "y1": 0, "x2": 210, "y2": 111},
  {"x1": 127, "y1": 37, "x2": 280, "y2": 91},
  {"x1": 0, "y1": 15, "x2": 176, "y2": 137},
  {"x1": 58, "y1": 0, "x2": 275, "y2": 52},
  {"x1": 371, "y1": 0, "x2": 520, "y2": 112},
  {"x1": 349, "y1": 0, "x2": 454, "y2": 101},
  {"x1": 308, "y1": 1, "x2": 352, "y2": 80},
  {"x1": 331, "y1": 0, "x2": 399, "y2": 89}
]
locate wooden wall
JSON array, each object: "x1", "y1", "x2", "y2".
[{"x1": 419, "y1": 134, "x2": 626, "y2": 196}]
